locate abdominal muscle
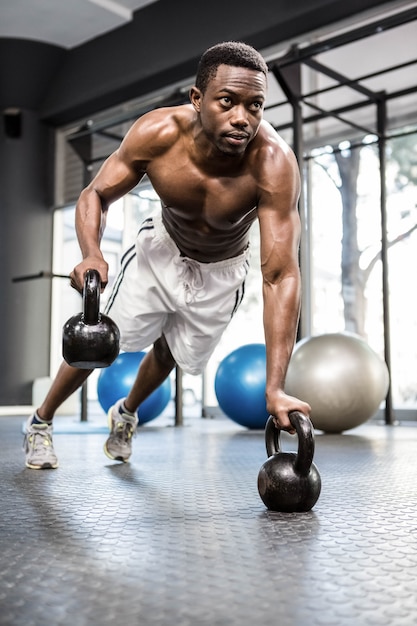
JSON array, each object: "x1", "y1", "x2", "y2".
[{"x1": 161, "y1": 203, "x2": 256, "y2": 263}]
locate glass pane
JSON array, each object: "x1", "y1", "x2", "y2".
[
  {"x1": 308, "y1": 129, "x2": 417, "y2": 411},
  {"x1": 386, "y1": 129, "x2": 417, "y2": 409},
  {"x1": 308, "y1": 142, "x2": 385, "y2": 357}
]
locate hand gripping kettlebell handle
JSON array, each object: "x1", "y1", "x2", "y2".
[
  {"x1": 82, "y1": 269, "x2": 101, "y2": 325},
  {"x1": 265, "y1": 411, "x2": 316, "y2": 476}
]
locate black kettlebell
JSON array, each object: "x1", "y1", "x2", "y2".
[
  {"x1": 257, "y1": 411, "x2": 321, "y2": 512},
  {"x1": 62, "y1": 269, "x2": 120, "y2": 369}
]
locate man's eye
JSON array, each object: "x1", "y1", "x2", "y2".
[{"x1": 221, "y1": 97, "x2": 232, "y2": 105}]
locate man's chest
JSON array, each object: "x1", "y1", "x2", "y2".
[{"x1": 147, "y1": 157, "x2": 258, "y2": 226}]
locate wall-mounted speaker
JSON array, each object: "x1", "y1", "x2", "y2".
[{"x1": 3, "y1": 109, "x2": 22, "y2": 139}]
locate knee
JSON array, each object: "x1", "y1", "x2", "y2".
[{"x1": 154, "y1": 336, "x2": 176, "y2": 369}]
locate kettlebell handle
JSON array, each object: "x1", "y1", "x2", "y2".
[
  {"x1": 82, "y1": 269, "x2": 101, "y2": 325},
  {"x1": 265, "y1": 411, "x2": 315, "y2": 476}
]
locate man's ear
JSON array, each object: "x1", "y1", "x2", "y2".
[{"x1": 189, "y1": 87, "x2": 202, "y2": 112}]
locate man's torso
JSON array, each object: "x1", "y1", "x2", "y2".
[{"x1": 142, "y1": 107, "x2": 269, "y2": 262}]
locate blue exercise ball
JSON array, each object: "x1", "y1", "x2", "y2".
[
  {"x1": 97, "y1": 351, "x2": 171, "y2": 425},
  {"x1": 215, "y1": 343, "x2": 268, "y2": 429}
]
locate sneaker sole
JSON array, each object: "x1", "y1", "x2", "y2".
[
  {"x1": 25, "y1": 460, "x2": 59, "y2": 470},
  {"x1": 103, "y1": 443, "x2": 129, "y2": 463}
]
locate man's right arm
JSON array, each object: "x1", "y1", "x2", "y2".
[
  {"x1": 69, "y1": 106, "x2": 183, "y2": 292},
  {"x1": 70, "y1": 149, "x2": 145, "y2": 292},
  {"x1": 69, "y1": 111, "x2": 164, "y2": 292}
]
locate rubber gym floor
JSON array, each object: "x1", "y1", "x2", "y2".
[{"x1": 1, "y1": 405, "x2": 417, "y2": 626}]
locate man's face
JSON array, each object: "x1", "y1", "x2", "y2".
[{"x1": 191, "y1": 64, "x2": 267, "y2": 156}]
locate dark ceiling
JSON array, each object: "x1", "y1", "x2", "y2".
[{"x1": 1, "y1": 0, "x2": 416, "y2": 132}]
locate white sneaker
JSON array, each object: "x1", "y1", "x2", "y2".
[
  {"x1": 23, "y1": 415, "x2": 59, "y2": 469},
  {"x1": 103, "y1": 399, "x2": 138, "y2": 462}
]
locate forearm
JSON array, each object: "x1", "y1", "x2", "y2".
[
  {"x1": 263, "y1": 271, "x2": 301, "y2": 397},
  {"x1": 75, "y1": 187, "x2": 108, "y2": 260},
  {"x1": 68, "y1": 187, "x2": 110, "y2": 291}
]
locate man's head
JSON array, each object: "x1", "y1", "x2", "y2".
[
  {"x1": 190, "y1": 42, "x2": 268, "y2": 158},
  {"x1": 195, "y1": 41, "x2": 268, "y2": 94}
]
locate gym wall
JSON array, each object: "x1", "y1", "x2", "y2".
[{"x1": 0, "y1": 0, "x2": 398, "y2": 403}]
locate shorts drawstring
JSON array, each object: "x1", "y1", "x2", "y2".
[{"x1": 178, "y1": 257, "x2": 204, "y2": 303}]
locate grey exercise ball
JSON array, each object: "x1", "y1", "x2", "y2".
[{"x1": 285, "y1": 333, "x2": 390, "y2": 433}]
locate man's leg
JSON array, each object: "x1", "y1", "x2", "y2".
[
  {"x1": 37, "y1": 361, "x2": 93, "y2": 421},
  {"x1": 104, "y1": 335, "x2": 176, "y2": 462},
  {"x1": 24, "y1": 362, "x2": 93, "y2": 470},
  {"x1": 124, "y1": 336, "x2": 176, "y2": 413}
]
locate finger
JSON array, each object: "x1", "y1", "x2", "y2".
[
  {"x1": 69, "y1": 276, "x2": 82, "y2": 293},
  {"x1": 272, "y1": 416, "x2": 295, "y2": 434}
]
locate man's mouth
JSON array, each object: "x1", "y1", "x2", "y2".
[{"x1": 224, "y1": 132, "x2": 249, "y2": 145}]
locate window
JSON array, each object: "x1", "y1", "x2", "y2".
[{"x1": 307, "y1": 128, "x2": 417, "y2": 411}]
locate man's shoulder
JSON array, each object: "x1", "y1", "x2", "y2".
[
  {"x1": 126, "y1": 104, "x2": 193, "y2": 152},
  {"x1": 250, "y1": 121, "x2": 296, "y2": 168},
  {"x1": 135, "y1": 104, "x2": 194, "y2": 135},
  {"x1": 121, "y1": 104, "x2": 194, "y2": 160},
  {"x1": 256, "y1": 120, "x2": 292, "y2": 154},
  {"x1": 249, "y1": 121, "x2": 299, "y2": 189}
]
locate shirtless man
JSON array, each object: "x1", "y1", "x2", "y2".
[{"x1": 24, "y1": 41, "x2": 311, "y2": 469}]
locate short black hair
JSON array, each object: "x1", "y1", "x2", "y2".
[{"x1": 195, "y1": 41, "x2": 268, "y2": 93}]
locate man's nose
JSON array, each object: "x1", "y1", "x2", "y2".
[{"x1": 230, "y1": 105, "x2": 249, "y2": 127}]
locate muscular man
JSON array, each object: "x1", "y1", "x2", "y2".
[{"x1": 24, "y1": 41, "x2": 311, "y2": 469}]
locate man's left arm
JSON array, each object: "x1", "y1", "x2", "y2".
[{"x1": 257, "y1": 141, "x2": 311, "y2": 432}]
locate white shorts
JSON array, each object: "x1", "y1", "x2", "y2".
[{"x1": 104, "y1": 213, "x2": 250, "y2": 375}]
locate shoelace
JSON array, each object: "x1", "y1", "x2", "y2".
[
  {"x1": 113, "y1": 418, "x2": 135, "y2": 441},
  {"x1": 25, "y1": 429, "x2": 53, "y2": 451}
]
